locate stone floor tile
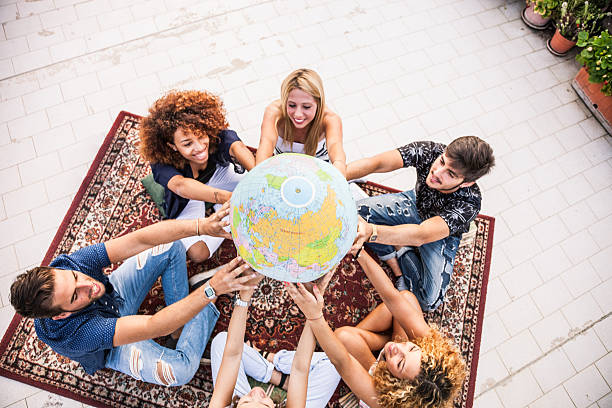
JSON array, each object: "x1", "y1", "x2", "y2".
[
  {"x1": 582, "y1": 137, "x2": 612, "y2": 166},
  {"x1": 473, "y1": 388, "x2": 504, "y2": 408},
  {"x1": 495, "y1": 368, "x2": 543, "y2": 408},
  {"x1": 14, "y1": 229, "x2": 55, "y2": 270},
  {"x1": 559, "y1": 148, "x2": 598, "y2": 178},
  {"x1": 530, "y1": 187, "x2": 569, "y2": 220},
  {"x1": 480, "y1": 311, "x2": 511, "y2": 353},
  {"x1": 595, "y1": 352, "x2": 612, "y2": 389},
  {"x1": 584, "y1": 162, "x2": 612, "y2": 192},
  {"x1": 500, "y1": 229, "x2": 542, "y2": 268},
  {"x1": 499, "y1": 295, "x2": 543, "y2": 336},
  {"x1": 26, "y1": 391, "x2": 83, "y2": 408},
  {"x1": 579, "y1": 117, "x2": 608, "y2": 140},
  {"x1": 531, "y1": 215, "x2": 571, "y2": 250},
  {"x1": 22, "y1": 85, "x2": 63, "y2": 115},
  {"x1": 504, "y1": 146, "x2": 540, "y2": 177},
  {"x1": 8, "y1": 111, "x2": 50, "y2": 141},
  {"x1": 591, "y1": 278, "x2": 612, "y2": 314},
  {"x1": 3, "y1": 182, "x2": 48, "y2": 218},
  {"x1": 564, "y1": 329, "x2": 607, "y2": 372},
  {"x1": 564, "y1": 365, "x2": 610, "y2": 408},
  {"x1": 589, "y1": 247, "x2": 612, "y2": 282},
  {"x1": 558, "y1": 174, "x2": 596, "y2": 206},
  {"x1": 0, "y1": 375, "x2": 41, "y2": 407},
  {"x1": 597, "y1": 392, "x2": 612, "y2": 407},
  {"x1": 560, "y1": 229, "x2": 600, "y2": 266},
  {"x1": 531, "y1": 348, "x2": 577, "y2": 392},
  {"x1": 475, "y1": 349, "x2": 509, "y2": 394},
  {"x1": 530, "y1": 277, "x2": 574, "y2": 317},
  {"x1": 43, "y1": 164, "x2": 87, "y2": 202},
  {"x1": 560, "y1": 200, "x2": 598, "y2": 235},
  {"x1": 501, "y1": 261, "x2": 543, "y2": 300},
  {"x1": 530, "y1": 310, "x2": 573, "y2": 352},
  {"x1": 562, "y1": 293, "x2": 604, "y2": 331},
  {"x1": 498, "y1": 329, "x2": 543, "y2": 373},
  {"x1": 529, "y1": 385, "x2": 576, "y2": 408},
  {"x1": 561, "y1": 259, "x2": 602, "y2": 298}
]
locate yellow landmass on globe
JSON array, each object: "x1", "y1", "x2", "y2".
[{"x1": 247, "y1": 185, "x2": 342, "y2": 268}]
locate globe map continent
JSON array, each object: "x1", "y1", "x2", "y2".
[{"x1": 230, "y1": 153, "x2": 358, "y2": 282}]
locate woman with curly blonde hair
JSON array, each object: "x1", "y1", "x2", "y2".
[
  {"x1": 140, "y1": 90, "x2": 255, "y2": 263},
  {"x1": 286, "y1": 250, "x2": 466, "y2": 408},
  {"x1": 256, "y1": 68, "x2": 347, "y2": 177}
]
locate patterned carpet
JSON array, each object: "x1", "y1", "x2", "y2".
[{"x1": 0, "y1": 112, "x2": 494, "y2": 408}]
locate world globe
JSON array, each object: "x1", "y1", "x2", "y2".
[{"x1": 230, "y1": 153, "x2": 358, "y2": 282}]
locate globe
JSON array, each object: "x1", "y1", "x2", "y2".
[{"x1": 230, "y1": 153, "x2": 358, "y2": 282}]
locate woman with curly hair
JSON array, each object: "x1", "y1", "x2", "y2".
[
  {"x1": 286, "y1": 250, "x2": 466, "y2": 408},
  {"x1": 140, "y1": 90, "x2": 255, "y2": 263},
  {"x1": 256, "y1": 68, "x2": 347, "y2": 177}
]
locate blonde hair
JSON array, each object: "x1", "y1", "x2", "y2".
[
  {"x1": 279, "y1": 68, "x2": 326, "y2": 156},
  {"x1": 371, "y1": 328, "x2": 466, "y2": 408}
]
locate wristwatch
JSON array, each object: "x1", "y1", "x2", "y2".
[
  {"x1": 202, "y1": 282, "x2": 217, "y2": 300},
  {"x1": 234, "y1": 294, "x2": 251, "y2": 307},
  {"x1": 369, "y1": 224, "x2": 378, "y2": 242}
]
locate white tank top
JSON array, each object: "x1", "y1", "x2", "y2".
[{"x1": 274, "y1": 136, "x2": 329, "y2": 162}]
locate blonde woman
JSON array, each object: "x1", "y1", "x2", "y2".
[
  {"x1": 286, "y1": 250, "x2": 466, "y2": 408},
  {"x1": 256, "y1": 69, "x2": 346, "y2": 177}
]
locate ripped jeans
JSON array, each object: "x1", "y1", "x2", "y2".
[
  {"x1": 357, "y1": 190, "x2": 460, "y2": 311},
  {"x1": 105, "y1": 241, "x2": 219, "y2": 386}
]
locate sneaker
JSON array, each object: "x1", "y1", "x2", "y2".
[
  {"x1": 188, "y1": 265, "x2": 225, "y2": 289},
  {"x1": 395, "y1": 276, "x2": 409, "y2": 292}
]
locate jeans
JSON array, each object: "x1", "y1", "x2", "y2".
[
  {"x1": 210, "y1": 332, "x2": 341, "y2": 408},
  {"x1": 357, "y1": 190, "x2": 460, "y2": 311},
  {"x1": 105, "y1": 241, "x2": 219, "y2": 386}
]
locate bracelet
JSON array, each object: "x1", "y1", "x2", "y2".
[
  {"x1": 196, "y1": 218, "x2": 200, "y2": 236},
  {"x1": 306, "y1": 313, "x2": 324, "y2": 321},
  {"x1": 214, "y1": 191, "x2": 219, "y2": 204}
]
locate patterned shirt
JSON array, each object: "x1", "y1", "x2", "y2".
[
  {"x1": 398, "y1": 141, "x2": 481, "y2": 237},
  {"x1": 34, "y1": 243, "x2": 121, "y2": 375}
]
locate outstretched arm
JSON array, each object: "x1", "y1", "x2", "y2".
[
  {"x1": 286, "y1": 283, "x2": 381, "y2": 408},
  {"x1": 323, "y1": 112, "x2": 346, "y2": 177},
  {"x1": 286, "y1": 322, "x2": 315, "y2": 408},
  {"x1": 105, "y1": 203, "x2": 231, "y2": 264},
  {"x1": 256, "y1": 102, "x2": 282, "y2": 165},
  {"x1": 350, "y1": 215, "x2": 450, "y2": 254},
  {"x1": 229, "y1": 140, "x2": 256, "y2": 171},
  {"x1": 113, "y1": 259, "x2": 256, "y2": 347},
  {"x1": 167, "y1": 174, "x2": 232, "y2": 204},
  {"x1": 346, "y1": 148, "x2": 404, "y2": 180},
  {"x1": 355, "y1": 251, "x2": 430, "y2": 339},
  {"x1": 210, "y1": 272, "x2": 263, "y2": 408}
]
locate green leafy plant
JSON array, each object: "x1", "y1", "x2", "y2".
[
  {"x1": 532, "y1": 0, "x2": 561, "y2": 17},
  {"x1": 557, "y1": 0, "x2": 609, "y2": 41},
  {"x1": 577, "y1": 30, "x2": 612, "y2": 95}
]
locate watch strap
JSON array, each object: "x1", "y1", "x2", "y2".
[
  {"x1": 369, "y1": 224, "x2": 378, "y2": 242},
  {"x1": 234, "y1": 294, "x2": 251, "y2": 307}
]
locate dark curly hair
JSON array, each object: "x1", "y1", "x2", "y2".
[{"x1": 139, "y1": 90, "x2": 229, "y2": 169}]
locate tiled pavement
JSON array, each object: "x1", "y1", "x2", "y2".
[{"x1": 0, "y1": 0, "x2": 611, "y2": 406}]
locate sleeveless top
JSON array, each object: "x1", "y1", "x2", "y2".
[
  {"x1": 358, "y1": 352, "x2": 384, "y2": 408},
  {"x1": 274, "y1": 135, "x2": 330, "y2": 162}
]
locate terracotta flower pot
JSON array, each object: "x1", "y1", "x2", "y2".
[
  {"x1": 521, "y1": 1, "x2": 551, "y2": 30},
  {"x1": 572, "y1": 67, "x2": 612, "y2": 134},
  {"x1": 547, "y1": 28, "x2": 576, "y2": 56}
]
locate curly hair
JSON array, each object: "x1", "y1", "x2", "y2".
[
  {"x1": 371, "y1": 328, "x2": 466, "y2": 408},
  {"x1": 139, "y1": 90, "x2": 229, "y2": 169}
]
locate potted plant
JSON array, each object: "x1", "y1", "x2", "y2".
[
  {"x1": 548, "y1": 0, "x2": 608, "y2": 55},
  {"x1": 573, "y1": 29, "x2": 612, "y2": 132},
  {"x1": 522, "y1": 0, "x2": 559, "y2": 29}
]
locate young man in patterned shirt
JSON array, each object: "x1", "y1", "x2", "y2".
[
  {"x1": 9, "y1": 204, "x2": 259, "y2": 386},
  {"x1": 348, "y1": 136, "x2": 495, "y2": 311}
]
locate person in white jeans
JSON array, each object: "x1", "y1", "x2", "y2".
[{"x1": 211, "y1": 332, "x2": 341, "y2": 408}]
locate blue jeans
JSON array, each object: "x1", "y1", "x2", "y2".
[
  {"x1": 105, "y1": 241, "x2": 219, "y2": 386},
  {"x1": 357, "y1": 190, "x2": 460, "y2": 311}
]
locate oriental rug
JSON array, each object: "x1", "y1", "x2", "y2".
[{"x1": 0, "y1": 111, "x2": 494, "y2": 408}]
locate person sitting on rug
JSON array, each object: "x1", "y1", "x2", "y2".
[
  {"x1": 286, "y1": 250, "x2": 466, "y2": 408},
  {"x1": 256, "y1": 68, "x2": 347, "y2": 177},
  {"x1": 9, "y1": 207, "x2": 259, "y2": 387},
  {"x1": 210, "y1": 271, "x2": 340, "y2": 408},
  {"x1": 140, "y1": 90, "x2": 255, "y2": 263},
  {"x1": 347, "y1": 136, "x2": 495, "y2": 311}
]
